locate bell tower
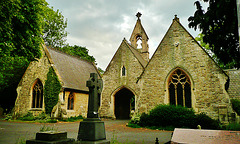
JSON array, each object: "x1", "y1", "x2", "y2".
[{"x1": 130, "y1": 12, "x2": 149, "y2": 61}]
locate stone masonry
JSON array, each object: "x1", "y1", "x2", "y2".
[
  {"x1": 100, "y1": 15, "x2": 237, "y2": 122},
  {"x1": 137, "y1": 17, "x2": 232, "y2": 120}
]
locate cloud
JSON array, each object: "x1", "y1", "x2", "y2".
[{"x1": 46, "y1": 0, "x2": 205, "y2": 70}]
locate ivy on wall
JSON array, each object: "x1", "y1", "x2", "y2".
[{"x1": 44, "y1": 67, "x2": 61, "y2": 114}]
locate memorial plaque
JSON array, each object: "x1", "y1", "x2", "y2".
[{"x1": 171, "y1": 128, "x2": 240, "y2": 144}]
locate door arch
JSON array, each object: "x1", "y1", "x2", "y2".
[{"x1": 114, "y1": 88, "x2": 135, "y2": 119}]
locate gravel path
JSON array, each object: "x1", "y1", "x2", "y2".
[{"x1": 0, "y1": 120, "x2": 172, "y2": 144}]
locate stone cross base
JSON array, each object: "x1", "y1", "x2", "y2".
[
  {"x1": 26, "y1": 131, "x2": 75, "y2": 144},
  {"x1": 75, "y1": 139, "x2": 110, "y2": 144},
  {"x1": 77, "y1": 118, "x2": 110, "y2": 144}
]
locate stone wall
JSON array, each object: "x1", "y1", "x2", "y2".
[
  {"x1": 14, "y1": 47, "x2": 90, "y2": 118},
  {"x1": 14, "y1": 48, "x2": 51, "y2": 116},
  {"x1": 137, "y1": 19, "x2": 232, "y2": 121},
  {"x1": 99, "y1": 39, "x2": 145, "y2": 118},
  {"x1": 63, "y1": 91, "x2": 89, "y2": 118}
]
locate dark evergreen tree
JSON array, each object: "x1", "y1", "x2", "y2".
[{"x1": 188, "y1": 0, "x2": 240, "y2": 69}]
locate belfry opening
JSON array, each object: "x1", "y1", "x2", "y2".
[{"x1": 114, "y1": 88, "x2": 135, "y2": 119}]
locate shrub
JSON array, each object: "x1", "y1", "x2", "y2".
[
  {"x1": 231, "y1": 99, "x2": 240, "y2": 116},
  {"x1": 138, "y1": 104, "x2": 221, "y2": 130},
  {"x1": 194, "y1": 113, "x2": 221, "y2": 129},
  {"x1": 225, "y1": 122, "x2": 240, "y2": 131},
  {"x1": 3, "y1": 113, "x2": 13, "y2": 121},
  {"x1": 139, "y1": 105, "x2": 196, "y2": 128},
  {"x1": 60, "y1": 115, "x2": 83, "y2": 122},
  {"x1": 44, "y1": 67, "x2": 61, "y2": 114},
  {"x1": 18, "y1": 112, "x2": 35, "y2": 121},
  {"x1": 35, "y1": 112, "x2": 50, "y2": 120},
  {"x1": 130, "y1": 113, "x2": 141, "y2": 124}
]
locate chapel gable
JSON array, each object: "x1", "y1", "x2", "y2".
[{"x1": 137, "y1": 15, "x2": 231, "y2": 121}]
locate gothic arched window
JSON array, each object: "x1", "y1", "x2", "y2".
[
  {"x1": 168, "y1": 69, "x2": 192, "y2": 108},
  {"x1": 68, "y1": 92, "x2": 74, "y2": 110},
  {"x1": 122, "y1": 66, "x2": 126, "y2": 76},
  {"x1": 32, "y1": 80, "x2": 43, "y2": 108}
]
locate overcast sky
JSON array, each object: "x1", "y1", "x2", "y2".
[{"x1": 46, "y1": 0, "x2": 208, "y2": 70}]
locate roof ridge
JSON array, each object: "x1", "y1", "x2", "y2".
[
  {"x1": 123, "y1": 39, "x2": 147, "y2": 68},
  {"x1": 46, "y1": 46, "x2": 94, "y2": 65}
]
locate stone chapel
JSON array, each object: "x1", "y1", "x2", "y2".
[
  {"x1": 99, "y1": 13, "x2": 240, "y2": 122},
  {"x1": 14, "y1": 45, "x2": 101, "y2": 118}
]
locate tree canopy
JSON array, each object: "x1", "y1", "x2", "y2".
[
  {"x1": 42, "y1": 6, "x2": 68, "y2": 48},
  {"x1": 0, "y1": 0, "x2": 47, "y2": 91},
  {"x1": 55, "y1": 45, "x2": 96, "y2": 63},
  {"x1": 0, "y1": 0, "x2": 98, "y2": 112},
  {"x1": 188, "y1": 0, "x2": 240, "y2": 69}
]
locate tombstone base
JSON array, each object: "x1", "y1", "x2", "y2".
[
  {"x1": 77, "y1": 118, "x2": 110, "y2": 144},
  {"x1": 75, "y1": 139, "x2": 110, "y2": 144},
  {"x1": 26, "y1": 131, "x2": 75, "y2": 144}
]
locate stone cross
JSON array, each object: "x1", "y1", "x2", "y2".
[{"x1": 86, "y1": 73, "x2": 103, "y2": 118}]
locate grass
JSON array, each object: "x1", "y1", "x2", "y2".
[{"x1": 2, "y1": 112, "x2": 83, "y2": 123}]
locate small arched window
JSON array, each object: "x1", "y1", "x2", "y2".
[
  {"x1": 32, "y1": 79, "x2": 43, "y2": 108},
  {"x1": 168, "y1": 69, "x2": 192, "y2": 108},
  {"x1": 68, "y1": 92, "x2": 74, "y2": 110},
  {"x1": 122, "y1": 66, "x2": 126, "y2": 76}
]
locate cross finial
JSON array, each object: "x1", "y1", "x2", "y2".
[
  {"x1": 173, "y1": 14, "x2": 179, "y2": 22},
  {"x1": 136, "y1": 12, "x2": 142, "y2": 19}
]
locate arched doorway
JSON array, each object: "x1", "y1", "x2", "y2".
[{"x1": 114, "y1": 88, "x2": 135, "y2": 119}]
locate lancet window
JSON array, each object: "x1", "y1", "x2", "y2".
[
  {"x1": 68, "y1": 92, "x2": 74, "y2": 110},
  {"x1": 32, "y1": 80, "x2": 43, "y2": 108},
  {"x1": 168, "y1": 69, "x2": 192, "y2": 108},
  {"x1": 122, "y1": 66, "x2": 126, "y2": 76}
]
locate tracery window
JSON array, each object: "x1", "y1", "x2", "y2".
[
  {"x1": 168, "y1": 69, "x2": 192, "y2": 108},
  {"x1": 32, "y1": 80, "x2": 43, "y2": 108},
  {"x1": 122, "y1": 66, "x2": 126, "y2": 76},
  {"x1": 68, "y1": 92, "x2": 74, "y2": 110}
]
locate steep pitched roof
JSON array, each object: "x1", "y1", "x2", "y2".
[
  {"x1": 225, "y1": 69, "x2": 240, "y2": 98},
  {"x1": 130, "y1": 18, "x2": 149, "y2": 41},
  {"x1": 104, "y1": 38, "x2": 147, "y2": 73},
  {"x1": 44, "y1": 46, "x2": 100, "y2": 91},
  {"x1": 125, "y1": 39, "x2": 148, "y2": 68},
  {"x1": 137, "y1": 16, "x2": 228, "y2": 82}
]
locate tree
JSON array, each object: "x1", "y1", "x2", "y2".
[
  {"x1": 0, "y1": 0, "x2": 68, "y2": 112},
  {"x1": 0, "y1": 0, "x2": 47, "y2": 90},
  {"x1": 195, "y1": 34, "x2": 234, "y2": 69},
  {"x1": 188, "y1": 0, "x2": 240, "y2": 69},
  {"x1": 0, "y1": 0, "x2": 45, "y2": 61},
  {"x1": 42, "y1": 6, "x2": 68, "y2": 48},
  {"x1": 56, "y1": 45, "x2": 96, "y2": 63},
  {"x1": 0, "y1": 0, "x2": 47, "y2": 112}
]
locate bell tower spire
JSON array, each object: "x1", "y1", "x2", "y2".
[{"x1": 130, "y1": 12, "x2": 149, "y2": 61}]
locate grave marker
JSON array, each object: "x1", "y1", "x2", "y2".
[
  {"x1": 171, "y1": 128, "x2": 240, "y2": 144},
  {"x1": 77, "y1": 73, "x2": 110, "y2": 144}
]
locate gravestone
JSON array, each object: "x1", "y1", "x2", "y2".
[
  {"x1": 77, "y1": 73, "x2": 110, "y2": 144},
  {"x1": 171, "y1": 128, "x2": 240, "y2": 144},
  {"x1": 26, "y1": 131, "x2": 75, "y2": 144}
]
